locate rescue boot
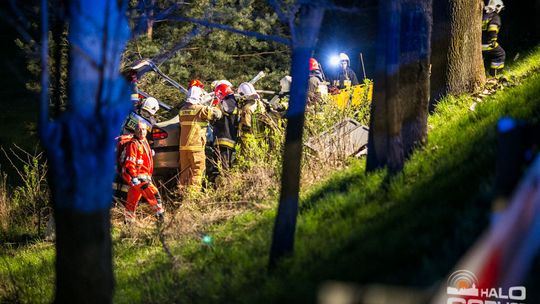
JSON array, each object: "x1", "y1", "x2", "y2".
[
  {"x1": 154, "y1": 204, "x2": 165, "y2": 223},
  {"x1": 490, "y1": 67, "x2": 503, "y2": 78}
]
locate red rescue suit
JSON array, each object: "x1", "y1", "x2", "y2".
[{"x1": 122, "y1": 136, "x2": 163, "y2": 218}]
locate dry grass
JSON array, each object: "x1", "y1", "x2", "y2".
[{"x1": 0, "y1": 172, "x2": 11, "y2": 235}]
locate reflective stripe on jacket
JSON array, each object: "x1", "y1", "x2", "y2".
[
  {"x1": 179, "y1": 103, "x2": 216, "y2": 152},
  {"x1": 482, "y1": 12, "x2": 501, "y2": 51},
  {"x1": 122, "y1": 137, "x2": 153, "y2": 185}
]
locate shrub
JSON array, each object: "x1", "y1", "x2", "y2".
[{"x1": 1, "y1": 145, "x2": 50, "y2": 240}]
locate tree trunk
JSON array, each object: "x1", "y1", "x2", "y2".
[
  {"x1": 146, "y1": 0, "x2": 155, "y2": 40},
  {"x1": 269, "y1": 5, "x2": 324, "y2": 269},
  {"x1": 430, "y1": 0, "x2": 485, "y2": 104},
  {"x1": 54, "y1": 210, "x2": 113, "y2": 303},
  {"x1": 39, "y1": 1, "x2": 131, "y2": 302},
  {"x1": 399, "y1": 0, "x2": 432, "y2": 156},
  {"x1": 366, "y1": 0, "x2": 402, "y2": 173},
  {"x1": 366, "y1": 0, "x2": 432, "y2": 173}
]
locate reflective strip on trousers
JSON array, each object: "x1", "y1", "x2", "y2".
[
  {"x1": 488, "y1": 24, "x2": 499, "y2": 33},
  {"x1": 216, "y1": 138, "x2": 236, "y2": 149},
  {"x1": 491, "y1": 62, "x2": 505, "y2": 69}
]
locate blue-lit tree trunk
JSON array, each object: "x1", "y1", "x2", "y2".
[
  {"x1": 366, "y1": 0, "x2": 432, "y2": 173},
  {"x1": 39, "y1": 1, "x2": 131, "y2": 302},
  {"x1": 269, "y1": 4, "x2": 324, "y2": 268}
]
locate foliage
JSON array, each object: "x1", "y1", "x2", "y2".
[
  {"x1": 124, "y1": 0, "x2": 291, "y2": 108},
  {"x1": 0, "y1": 146, "x2": 50, "y2": 242}
]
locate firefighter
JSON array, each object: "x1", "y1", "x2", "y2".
[
  {"x1": 122, "y1": 122, "x2": 164, "y2": 223},
  {"x1": 332, "y1": 53, "x2": 359, "y2": 89},
  {"x1": 114, "y1": 97, "x2": 159, "y2": 204},
  {"x1": 211, "y1": 79, "x2": 233, "y2": 91},
  {"x1": 209, "y1": 82, "x2": 239, "y2": 179},
  {"x1": 121, "y1": 96, "x2": 159, "y2": 138},
  {"x1": 237, "y1": 82, "x2": 266, "y2": 137},
  {"x1": 179, "y1": 79, "x2": 222, "y2": 192},
  {"x1": 266, "y1": 76, "x2": 291, "y2": 117},
  {"x1": 482, "y1": 0, "x2": 506, "y2": 76},
  {"x1": 308, "y1": 58, "x2": 327, "y2": 107},
  {"x1": 279, "y1": 75, "x2": 292, "y2": 97},
  {"x1": 237, "y1": 82, "x2": 282, "y2": 160}
]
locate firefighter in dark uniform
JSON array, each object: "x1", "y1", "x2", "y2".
[
  {"x1": 332, "y1": 53, "x2": 359, "y2": 90},
  {"x1": 308, "y1": 58, "x2": 327, "y2": 107},
  {"x1": 482, "y1": 0, "x2": 506, "y2": 76},
  {"x1": 209, "y1": 82, "x2": 239, "y2": 180}
]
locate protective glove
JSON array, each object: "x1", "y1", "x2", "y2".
[
  {"x1": 329, "y1": 86, "x2": 340, "y2": 95},
  {"x1": 212, "y1": 108, "x2": 223, "y2": 120},
  {"x1": 131, "y1": 177, "x2": 140, "y2": 186},
  {"x1": 136, "y1": 175, "x2": 149, "y2": 183}
]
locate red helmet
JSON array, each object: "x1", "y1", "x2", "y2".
[
  {"x1": 214, "y1": 83, "x2": 233, "y2": 100},
  {"x1": 309, "y1": 58, "x2": 320, "y2": 71},
  {"x1": 188, "y1": 79, "x2": 204, "y2": 89}
]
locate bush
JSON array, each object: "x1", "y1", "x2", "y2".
[{"x1": 0, "y1": 146, "x2": 50, "y2": 241}]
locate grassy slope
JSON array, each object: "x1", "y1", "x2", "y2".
[{"x1": 2, "y1": 47, "x2": 540, "y2": 303}]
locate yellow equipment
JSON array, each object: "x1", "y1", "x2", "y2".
[{"x1": 331, "y1": 80, "x2": 374, "y2": 110}]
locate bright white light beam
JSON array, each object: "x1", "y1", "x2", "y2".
[{"x1": 330, "y1": 55, "x2": 341, "y2": 66}]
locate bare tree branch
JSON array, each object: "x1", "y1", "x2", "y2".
[
  {"x1": 230, "y1": 50, "x2": 288, "y2": 58},
  {"x1": 167, "y1": 16, "x2": 291, "y2": 45},
  {"x1": 152, "y1": 25, "x2": 209, "y2": 65}
]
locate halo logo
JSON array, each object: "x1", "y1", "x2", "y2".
[
  {"x1": 446, "y1": 270, "x2": 527, "y2": 304},
  {"x1": 447, "y1": 270, "x2": 479, "y2": 297}
]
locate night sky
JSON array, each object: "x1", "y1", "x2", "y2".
[{"x1": 315, "y1": 5, "x2": 379, "y2": 81}]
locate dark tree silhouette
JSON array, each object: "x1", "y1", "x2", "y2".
[
  {"x1": 39, "y1": 0, "x2": 131, "y2": 302},
  {"x1": 366, "y1": 0, "x2": 432, "y2": 173},
  {"x1": 269, "y1": 3, "x2": 325, "y2": 268}
]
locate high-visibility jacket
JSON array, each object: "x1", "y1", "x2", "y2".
[
  {"x1": 179, "y1": 103, "x2": 220, "y2": 152},
  {"x1": 122, "y1": 137, "x2": 153, "y2": 185}
]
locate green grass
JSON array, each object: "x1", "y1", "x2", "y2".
[{"x1": 3, "y1": 46, "x2": 540, "y2": 303}]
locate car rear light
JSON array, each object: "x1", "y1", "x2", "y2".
[{"x1": 152, "y1": 127, "x2": 168, "y2": 140}]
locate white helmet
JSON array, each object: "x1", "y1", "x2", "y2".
[
  {"x1": 211, "y1": 79, "x2": 233, "y2": 90},
  {"x1": 279, "y1": 76, "x2": 292, "y2": 94},
  {"x1": 141, "y1": 97, "x2": 159, "y2": 115},
  {"x1": 237, "y1": 82, "x2": 260, "y2": 100},
  {"x1": 186, "y1": 86, "x2": 204, "y2": 104},
  {"x1": 485, "y1": 0, "x2": 504, "y2": 13}
]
